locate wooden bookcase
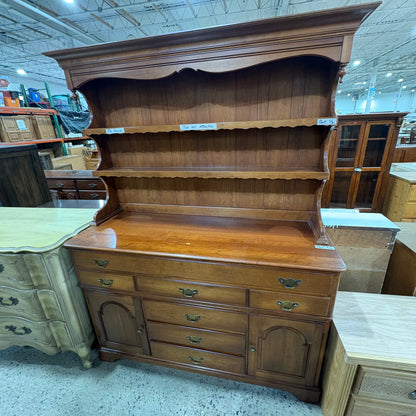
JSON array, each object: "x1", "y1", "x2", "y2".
[
  {"x1": 46, "y1": 3, "x2": 378, "y2": 402},
  {"x1": 322, "y1": 112, "x2": 407, "y2": 211}
]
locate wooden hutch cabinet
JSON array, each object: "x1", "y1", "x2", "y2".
[
  {"x1": 322, "y1": 112, "x2": 407, "y2": 211},
  {"x1": 46, "y1": 3, "x2": 378, "y2": 402}
]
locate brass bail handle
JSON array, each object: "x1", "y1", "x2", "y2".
[
  {"x1": 184, "y1": 313, "x2": 201, "y2": 322},
  {"x1": 98, "y1": 278, "x2": 114, "y2": 287},
  {"x1": 278, "y1": 278, "x2": 302, "y2": 289},
  {"x1": 93, "y1": 258, "x2": 109, "y2": 268},
  {"x1": 179, "y1": 288, "x2": 198, "y2": 298},
  {"x1": 276, "y1": 300, "x2": 299, "y2": 311}
]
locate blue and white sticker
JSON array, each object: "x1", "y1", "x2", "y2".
[
  {"x1": 105, "y1": 127, "x2": 125, "y2": 134},
  {"x1": 315, "y1": 245, "x2": 335, "y2": 250}
]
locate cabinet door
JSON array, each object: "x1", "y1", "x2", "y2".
[
  {"x1": 84, "y1": 291, "x2": 149, "y2": 356},
  {"x1": 248, "y1": 315, "x2": 327, "y2": 387}
]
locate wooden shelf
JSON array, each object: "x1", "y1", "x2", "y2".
[
  {"x1": 84, "y1": 118, "x2": 336, "y2": 136},
  {"x1": 93, "y1": 167, "x2": 330, "y2": 180},
  {"x1": 0, "y1": 107, "x2": 57, "y2": 116},
  {"x1": 0, "y1": 136, "x2": 90, "y2": 146}
]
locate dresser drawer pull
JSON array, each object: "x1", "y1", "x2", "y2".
[
  {"x1": 98, "y1": 278, "x2": 114, "y2": 287},
  {"x1": 93, "y1": 259, "x2": 109, "y2": 268},
  {"x1": 276, "y1": 300, "x2": 299, "y2": 311},
  {"x1": 0, "y1": 297, "x2": 19, "y2": 306},
  {"x1": 188, "y1": 355, "x2": 204, "y2": 365},
  {"x1": 179, "y1": 288, "x2": 198, "y2": 298},
  {"x1": 409, "y1": 390, "x2": 416, "y2": 400},
  {"x1": 88, "y1": 183, "x2": 97, "y2": 188},
  {"x1": 278, "y1": 278, "x2": 302, "y2": 289},
  {"x1": 90, "y1": 193, "x2": 100, "y2": 199},
  {"x1": 185, "y1": 313, "x2": 201, "y2": 322},
  {"x1": 5, "y1": 325, "x2": 32, "y2": 335},
  {"x1": 56, "y1": 183, "x2": 64, "y2": 188},
  {"x1": 0, "y1": 264, "x2": 4, "y2": 273},
  {"x1": 186, "y1": 336, "x2": 203, "y2": 344}
]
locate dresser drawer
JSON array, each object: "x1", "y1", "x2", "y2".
[
  {"x1": 78, "y1": 190, "x2": 107, "y2": 200},
  {"x1": 348, "y1": 397, "x2": 416, "y2": 416},
  {"x1": 143, "y1": 300, "x2": 247, "y2": 334},
  {"x1": 135, "y1": 275, "x2": 247, "y2": 306},
  {"x1": 147, "y1": 321, "x2": 246, "y2": 355},
  {"x1": 76, "y1": 179, "x2": 106, "y2": 190},
  {"x1": 69, "y1": 249, "x2": 336, "y2": 296},
  {"x1": 408, "y1": 185, "x2": 416, "y2": 202},
  {"x1": 0, "y1": 254, "x2": 33, "y2": 289},
  {"x1": 150, "y1": 342, "x2": 246, "y2": 374},
  {"x1": 47, "y1": 179, "x2": 76, "y2": 189},
  {"x1": 250, "y1": 290, "x2": 331, "y2": 317},
  {"x1": 354, "y1": 366, "x2": 416, "y2": 405},
  {"x1": 0, "y1": 316, "x2": 57, "y2": 348},
  {"x1": 77, "y1": 269, "x2": 135, "y2": 292}
]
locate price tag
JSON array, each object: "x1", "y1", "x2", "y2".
[
  {"x1": 317, "y1": 118, "x2": 337, "y2": 126},
  {"x1": 180, "y1": 123, "x2": 217, "y2": 131},
  {"x1": 106, "y1": 127, "x2": 125, "y2": 134},
  {"x1": 315, "y1": 245, "x2": 335, "y2": 250}
]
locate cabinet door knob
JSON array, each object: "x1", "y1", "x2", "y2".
[
  {"x1": 0, "y1": 297, "x2": 19, "y2": 306},
  {"x1": 98, "y1": 278, "x2": 113, "y2": 287},
  {"x1": 276, "y1": 300, "x2": 299, "y2": 311},
  {"x1": 188, "y1": 356, "x2": 204, "y2": 365},
  {"x1": 137, "y1": 328, "x2": 143, "y2": 335},
  {"x1": 179, "y1": 288, "x2": 198, "y2": 298},
  {"x1": 5, "y1": 325, "x2": 32, "y2": 335},
  {"x1": 184, "y1": 313, "x2": 201, "y2": 322},
  {"x1": 278, "y1": 278, "x2": 302, "y2": 289},
  {"x1": 250, "y1": 345, "x2": 256, "y2": 352},
  {"x1": 93, "y1": 258, "x2": 109, "y2": 268},
  {"x1": 409, "y1": 390, "x2": 416, "y2": 400},
  {"x1": 186, "y1": 336, "x2": 202, "y2": 344},
  {"x1": 0, "y1": 264, "x2": 4, "y2": 273}
]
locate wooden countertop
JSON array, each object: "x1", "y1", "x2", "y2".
[
  {"x1": 64, "y1": 211, "x2": 346, "y2": 272},
  {"x1": 44, "y1": 169, "x2": 95, "y2": 179},
  {"x1": 389, "y1": 170, "x2": 416, "y2": 183},
  {"x1": 333, "y1": 291, "x2": 416, "y2": 371},
  {"x1": 395, "y1": 222, "x2": 416, "y2": 252},
  {"x1": 0, "y1": 207, "x2": 97, "y2": 253}
]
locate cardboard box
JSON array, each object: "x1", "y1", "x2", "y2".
[
  {"x1": 68, "y1": 145, "x2": 87, "y2": 156},
  {"x1": 52, "y1": 155, "x2": 86, "y2": 170}
]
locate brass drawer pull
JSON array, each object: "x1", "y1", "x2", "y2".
[
  {"x1": 90, "y1": 193, "x2": 100, "y2": 199},
  {"x1": 186, "y1": 336, "x2": 203, "y2": 344},
  {"x1": 188, "y1": 355, "x2": 204, "y2": 365},
  {"x1": 0, "y1": 264, "x2": 4, "y2": 273},
  {"x1": 276, "y1": 300, "x2": 299, "y2": 311},
  {"x1": 5, "y1": 325, "x2": 32, "y2": 335},
  {"x1": 185, "y1": 313, "x2": 201, "y2": 322},
  {"x1": 409, "y1": 390, "x2": 416, "y2": 400},
  {"x1": 179, "y1": 288, "x2": 198, "y2": 298},
  {"x1": 88, "y1": 183, "x2": 97, "y2": 188},
  {"x1": 0, "y1": 297, "x2": 19, "y2": 306},
  {"x1": 98, "y1": 278, "x2": 113, "y2": 287},
  {"x1": 93, "y1": 258, "x2": 109, "y2": 268},
  {"x1": 56, "y1": 182, "x2": 64, "y2": 188},
  {"x1": 278, "y1": 278, "x2": 302, "y2": 289}
]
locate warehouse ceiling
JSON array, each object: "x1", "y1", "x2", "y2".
[{"x1": 0, "y1": 0, "x2": 415, "y2": 100}]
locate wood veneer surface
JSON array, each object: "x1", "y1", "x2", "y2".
[{"x1": 65, "y1": 211, "x2": 345, "y2": 271}]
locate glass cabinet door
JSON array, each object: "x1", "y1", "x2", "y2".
[
  {"x1": 335, "y1": 124, "x2": 361, "y2": 168},
  {"x1": 362, "y1": 124, "x2": 390, "y2": 167}
]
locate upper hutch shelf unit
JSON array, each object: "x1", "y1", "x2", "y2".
[
  {"x1": 45, "y1": 3, "x2": 379, "y2": 244},
  {"x1": 45, "y1": 3, "x2": 378, "y2": 402}
]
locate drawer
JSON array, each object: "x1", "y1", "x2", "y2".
[
  {"x1": 147, "y1": 321, "x2": 246, "y2": 355},
  {"x1": 0, "y1": 316, "x2": 57, "y2": 349},
  {"x1": 47, "y1": 179, "x2": 76, "y2": 189},
  {"x1": 250, "y1": 290, "x2": 331, "y2": 317},
  {"x1": 348, "y1": 397, "x2": 416, "y2": 416},
  {"x1": 0, "y1": 254, "x2": 33, "y2": 289},
  {"x1": 77, "y1": 269, "x2": 135, "y2": 292},
  {"x1": 354, "y1": 366, "x2": 416, "y2": 405},
  {"x1": 78, "y1": 190, "x2": 106, "y2": 200},
  {"x1": 76, "y1": 179, "x2": 106, "y2": 190},
  {"x1": 135, "y1": 275, "x2": 247, "y2": 306},
  {"x1": 408, "y1": 185, "x2": 416, "y2": 202},
  {"x1": 143, "y1": 300, "x2": 247, "y2": 334},
  {"x1": 403, "y1": 202, "x2": 416, "y2": 219},
  {"x1": 60, "y1": 190, "x2": 79, "y2": 200},
  {"x1": 150, "y1": 342, "x2": 246, "y2": 374},
  {"x1": 69, "y1": 249, "x2": 336, "y2": 296}
]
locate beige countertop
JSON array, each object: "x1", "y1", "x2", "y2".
[
  {"x1": 333, "y1": 291, "x2": 416, "y2": 371},
  {"x1": 0, "y1": 207, "x2": 96, "y2": 253},
  {"x1": 390, "y1": 170, "x2": 416, "y2": 183}
]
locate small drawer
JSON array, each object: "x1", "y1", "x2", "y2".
[
  {"x1": 77, "y1": 269, "x2": 135, "y2": 292},
  {"x1": 150, "y1": 342, "x2": 246, "y2": 374},
  {"x1": 135, "y1": 275, "x2": 246, "y2": 306},
  {"x1": 408, "y1": 185, "x2": 416, "y2": 202},
  {"x1": 47, "y1": 179, "x2": 76, "y2": 189},
  {"x1": 60, "y1": 190, "x2": 79, "y2": 200},
  {"x1": 250, "y1": 290, "x2": 331, "y2": 317},
  {"x1": 143, "y1": 300, "x2": 247, "y2": 334},
  {"x1": 76, "y1": 179, "x2": 106, "y2": 190},
  {"x1": 355, "y1": 366, "x2": 416, "y2": 404},
  {"x1": 78, "y1": 190, "x2": 107, "y2": 200},
  {"x1": 0, "y1": 254, "x2": 33, "y2": 289},
  {"x1": 147, "y1": 321, "x2": 246, "y2": 355},
  {"x1": 349, "y1": 397, "x2": 416, "y2": 416}
]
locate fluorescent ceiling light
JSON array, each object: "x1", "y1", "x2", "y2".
[
  {"x1": 386, "y1": 73, "x2": 392, "y2": 77},
  {"x1": 64, "y1": 0, "x2": 74, "y2": 3},
  {"x1": 353, "y1": 60, "x2": 360, "y2": 66},
  {"x1": 398, "y1": 78, "x2": 404, "y2": 82},
  {"x1": 402, "y1": 86, "x2": 407, "y2": 89},
  {"x1": 17, "y1": 68, "x2": 26, "y2": 75}
]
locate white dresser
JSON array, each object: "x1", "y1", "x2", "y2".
[{"x1": 0, "y1": 208, "x2": 96, "y2": 367}]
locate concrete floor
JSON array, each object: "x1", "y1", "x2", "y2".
[{"x1": 0, "y1": 346, "x2": 323, "y2": 416}]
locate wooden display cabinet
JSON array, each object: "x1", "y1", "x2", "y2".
[
  {"x1": 45, "y1": 3, "x2": 378, "y2": 402},
  {"x1": 322, "y1": 112, "x2": 407, "y2": 211}
]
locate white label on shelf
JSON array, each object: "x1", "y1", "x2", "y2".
[
  {"x1": 16, "y1": 119, "x2": 27, "y2": 130},
  {"x1": 317, "y1": 118, "x2": 337, "y2": 126},
  {"x1": 180, "y1": 123, "x2": 217, "y2": 131},
  {"x1": 315, "y1": 245, "x2": 335, "y2": 250},
  {"x1": 105, "y1": 127, "x2": 125, "y2": 134}
]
